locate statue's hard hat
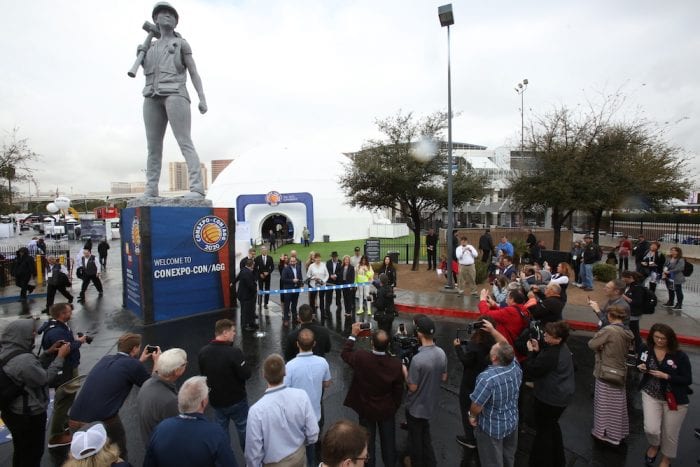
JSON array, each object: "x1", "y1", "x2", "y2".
[{"x1": 152, "y1": 2, "x2": 179, "y2": 24}]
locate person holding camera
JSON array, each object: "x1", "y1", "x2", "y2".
[
  {"x1": 403, "y1": 316, "x2": 448, "y2": 467},
  {"x1": 69, "y1": 333, "x2": 159, "y2": 460},
  {"x1": 525, "y1": 321, "x2": 575, "y2": 467},
  {"x1": 637, "y1": 323, "x2": 692, "y2": 467},
  {"x1": 341, "y1": 323, "x2": 403, "y2": 467},
  {"x1": 453, "y1": 317, "x2": 497, "y2": 449},
  {"x1": 372, "y1": 273, "x2": 396, "y2": 335},
  {"x1": 478, "y1": 289, "x2": 531, "y2": 362},
  {"x1": 1, "y1": 317, "x2": 71, "y2": 467},
  {"x1": 526, "y1": 282, "x2": 565, "y2": 326},
  {"x1": 38, "y1": 303, "x2": 89, "y2": 447}
]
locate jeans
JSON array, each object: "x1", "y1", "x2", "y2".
[
  {"x1": 406, "y1": 409, "x2": 436, "y2": 467},
  {"x1": 665, "y1": 280, "x2": 683, "y2": 306},
  {"x1": 579, "y1": 263, "x2": 593, "y2": 289},
  {"x1": 214, "y1": 398, "x2": 249, "y2": 451},
  {"x1": 359, "y1": 415, "x2": 396, "y2": 467}
]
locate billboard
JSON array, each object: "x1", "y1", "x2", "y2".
[{"x1": 121, "y1": 206, "x2": 236, "y2": 324}]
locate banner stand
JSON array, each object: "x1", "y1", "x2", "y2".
[{"x1": 120, "y1": 206, "x2": 236, "y2": 325}]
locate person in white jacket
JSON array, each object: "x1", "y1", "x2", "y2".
[
  {"x1": 456, "y1": 237, "x2": 479, "y2": 296},
  {"x1": 306, "y1": 252, "x2": 329, "y2": 319}
]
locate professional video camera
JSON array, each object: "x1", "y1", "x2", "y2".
[
  {"x1": 392, "y1": 333, "x2": 420, "y2": 367},
  {"x1": 77, "y1": 332, "x2": 93, "y2": 344}
]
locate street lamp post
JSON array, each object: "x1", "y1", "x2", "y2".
[
  {"x1": 515, "y1": 78, "x2": 528, "y2": 152},
  {"x1": 439, "y1": 4, "x2": 455, "y2": 289}
]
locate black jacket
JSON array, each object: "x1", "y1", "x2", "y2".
[
  {"x1": 284, "y1": 323, "x2": 332, "y2": 361},
  {"x1": 638, "y1": 344, "x2": 693, "y2": 405},
  {"x1": 625, "y1": 282, "x2": 646, "y2": 317},
  {"x1": 454, "y1": 340, "x2": 492, "y2": 394},
  {"x1": 198, "y1": 340, "x2": 251, "y2": 407},
  {"x1": 254, "y1": 254, "x2": 274, "y2": 281},
  {"x1": 527, "y1": 343, "x2": 575, "y2": 407},
  {"x1": 326, "y1": 259, "x2": 342, "y2": 284},
  {"x1": 237, "y1": 267, "x2": 257, "y2": 301},
  {"x1": 528, "y1": 293, "x2": 564, "y2": 324},
  {"x1": 376, "y1": 265, "x2": 397, "y2": 287}
]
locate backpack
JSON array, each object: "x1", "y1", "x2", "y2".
[
  {"x1": 683, "y1": 260, "x2": 693, "y2": 277},
  {"x1": 0, "y1": 350, "x2": 29, "y2": 413},
  {"x1": 642, "y1": 287, "x2": 657, "y2": 314}
]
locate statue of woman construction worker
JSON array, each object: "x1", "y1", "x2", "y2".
[{"x1": 138, "y1": 2, "x2": 207, "y2": 199}]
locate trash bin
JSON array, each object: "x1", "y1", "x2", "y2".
[
  {"x1": 323, "y1": 235, "x2": 330, "y2": 243},
  {"x1": 388, "y1": 251, "x2": 399, "y2": 264}
]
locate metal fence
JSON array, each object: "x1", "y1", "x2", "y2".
[
  {"x1": 0, "y1": 245, "x2": 73, "y2": 288},
  {"x1": 607, "y1": 213, "x2": 700, "y2": 244}
]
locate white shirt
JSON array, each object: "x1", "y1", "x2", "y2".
[
  {"x1": 456, "y1": 244, "x2": 478, "y2": 266},
  {"x1": 307, "y1": 262, "x2": 329, "y2": 285}
]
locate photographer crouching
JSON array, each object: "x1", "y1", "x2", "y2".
[{"x1": 524, "y1": 321, "x2": 575, "y2": 467}]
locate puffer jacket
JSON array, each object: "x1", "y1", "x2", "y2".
[{"x1": 0, "y1": 319, "x2": 65, "y2": 416}]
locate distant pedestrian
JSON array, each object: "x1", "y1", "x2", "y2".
[
  {"x1": 426, "y1": 228, "x2": 438, "y2": 270},
  {"x1": 478, "y1": 229, "x2": 495, "y2": 264},
  {"x1": 302, "y1": 226, "x2": 310, "y2": 247},
  {"x1": 45, "y1": 256, "x2": 73, "y2": 312},
  {"x1": 97, "y1": 239, "x2": 110, "y2": 269},
  {"x1": 76, "y1": 249, "x2": 103, "y2": 303},
  {"x1": 11, "y1": 246, "x2": 36, "y2": 300}
]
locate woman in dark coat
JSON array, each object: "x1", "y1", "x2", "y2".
[{"x1": 11, "y1": 247, "x2": 36, "y2": 300}]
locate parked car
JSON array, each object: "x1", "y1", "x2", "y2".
[
  {"x1": 610, "y1": 231, "x2": 625, "y2": 238},
  {"x1": 658, "y1": 233, "x2": 692, "y2": 244}
]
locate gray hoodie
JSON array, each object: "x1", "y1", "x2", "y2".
[{"x1": 0, "y1": 318, "x2": 65, "y2": 415}]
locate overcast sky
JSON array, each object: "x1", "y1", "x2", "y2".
[{"x1": 1, "y1": 0, "x2": 698, "y2": 195}]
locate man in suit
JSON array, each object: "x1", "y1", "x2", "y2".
[
  {"x1": 339, "y1": 256, "x2": 356, "y2": 321},
  {"x1": 325, "y1": 251, "x2": 343, "y2": 317},
  {"x1": 239, "y1": 247, "x2": 256, "y2": 271},
  {"x1": 238, "y1": 259, "x2": 258, "y2": 331},
  {"x1": 254, "y1": 246, "x2": 275, "y2": 323},
  {"x1": 281, "y1": 255, "x2": 303, "y2": 326},
  {"x1": 341, "y1": 323, "x2": 403, "y2": 467}
]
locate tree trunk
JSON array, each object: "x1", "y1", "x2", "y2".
[{"x1": 591, "y1": 208, "x2": 604, "y2": 244}]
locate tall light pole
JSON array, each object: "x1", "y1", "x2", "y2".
[
  {"x1": 439, "y1": 4, "x2": 455, "y2": 289},
  {"x1": 515, "y1": 78, "x2": 528, "y2": 152}
]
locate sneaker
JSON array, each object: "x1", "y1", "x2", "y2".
[
  {"x1": 48, "y1": 431, "x2": 72, "y2": 448},
  {"x1": 264, "y1": 304, "x2": 269, "y2": 310},
  {"x1": 673, "y1": 304, "x2": 682, "y2": 310},
  {"x1": 357, "y1": 308, "x2": 365, "y2": 315},
  {"x1": 456, "y1": 435, "x2": 476, "y2": 449},
  {"x1": 663, "y1": 301, "x2": 674, "y2": 307}
]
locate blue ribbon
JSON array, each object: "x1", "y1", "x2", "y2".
[{"x1": 257, "y1": 282, "x2": 372, "y2": 295}]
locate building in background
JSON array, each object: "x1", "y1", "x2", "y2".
[
  {"x1": 169, "y1": 162, "x2": 208, "y2": 192},
  {"x1": 110, "y1": 181, "x2": 146, "y2": 194},
  {"x1": 211, "y1": 159, "x2": 233, "y2": 183}
]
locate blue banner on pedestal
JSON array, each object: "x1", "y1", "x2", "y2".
[{"x1": 121, "y1": 206, "x2": 236, "y2": 324}]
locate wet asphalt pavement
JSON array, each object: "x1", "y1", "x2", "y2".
[{"x1": 0, "y1": 247, "x2": 698, "y2": 466}]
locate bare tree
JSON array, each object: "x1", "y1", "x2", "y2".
[{"x1": 1, "y1": 128, "x2": 40, "y2": 212}]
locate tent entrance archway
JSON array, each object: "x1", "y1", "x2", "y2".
[{"x1": 261, "y1": 214, "x2": 294, "y2": 243}]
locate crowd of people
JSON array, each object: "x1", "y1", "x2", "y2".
[{"x1": 0, "y1": 231, "x2": 696, "y2": 467}]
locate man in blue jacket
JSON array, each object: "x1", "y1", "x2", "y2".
[{"x1": 39, "y1": 303, "x2": 88, "y2": 447}]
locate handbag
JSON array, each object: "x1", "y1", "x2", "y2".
[
  {"x1": 599, "y1": 363, "x2": 626, "y2": 387},
  {"x1": 76, "y1": 266, "x2": 85, "y2": 280},
  {"x1": 665, "y1": 389, "x2": 678, "y2": 410}
]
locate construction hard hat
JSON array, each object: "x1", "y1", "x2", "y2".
[{"x1": 152, "y1": 2, "x2": 179, "y2": 24}]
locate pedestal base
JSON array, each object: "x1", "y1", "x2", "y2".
[{"x1": 121, "y1": 205, "x2": 235, "y2": 325}]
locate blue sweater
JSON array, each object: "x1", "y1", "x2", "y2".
[
  {"x1": 144, "y1": 413, "x2": 236, "y2": 467},
  {"x1": 69, "y1": 353, "x2": 150, "y2": 421}
]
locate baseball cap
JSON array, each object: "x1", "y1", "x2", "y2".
[
  {"x1": 415, "y1": 316, "x2": 435, "y2": 336},
  {"x1": 71, "y1": 423, "x2": 107, "y2": 460}
]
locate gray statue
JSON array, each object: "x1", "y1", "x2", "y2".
[{"x1": 135, "y1": 2, "x2": 208, "y2": 199}]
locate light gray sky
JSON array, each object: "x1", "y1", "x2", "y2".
[{"x1": 1, "y1": 0, "x2": 698, "y2": 195}]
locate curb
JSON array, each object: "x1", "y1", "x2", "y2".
[{"x1": 395, "y1": 302, "x2": 700, "y2": 347}]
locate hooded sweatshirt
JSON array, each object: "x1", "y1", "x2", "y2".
[{"x1": 0, "y1": 318, "x2": 65, "y2": 415}]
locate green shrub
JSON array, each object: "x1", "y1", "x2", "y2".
[
  {"x1": 592, "y1": 263, "x2": 617, "y2": 282},
  {"x1": 476, "y1": 261, "x2": 489, "y2": 284}
]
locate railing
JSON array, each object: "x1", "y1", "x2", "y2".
[{"x1": 0, "y1": 245, "x2": 73, "y2": 288}]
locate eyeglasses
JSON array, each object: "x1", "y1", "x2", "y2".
[{"x1": 352, "y1": 454, "x2": 370, "y2": 464}]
